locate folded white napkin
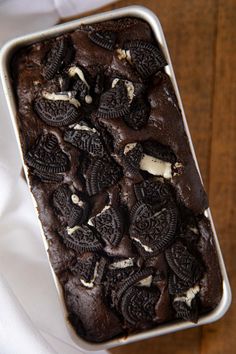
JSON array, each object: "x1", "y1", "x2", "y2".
[{"x1": 0, "y1": 1, "x2": 117, "y2": 353}]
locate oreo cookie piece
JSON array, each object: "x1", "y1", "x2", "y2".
[
  {"x1": 33, "y1": 171, "x2": 64, "y2": 183},
  {"x1": 25, "y1": 133, "x2": 69, "y2": 180},
  {"x1": 116, "y1": 268, "x2": 154, "y2": 306},
  {"x1": 130, "y1": 202, "x2": 177, "y2": 256},
  {"x1": 89, "y1": 206, "x2": 123, "y2": 246},
  {"x1": 165, "y1": 240, "x2": 203, "y2": 284},
  {"x1": 64, "y1": 125, "x2": 105, "y2": 157},
  {"x1": 142, "y1": 141, "x2": 176, "y2": 163},
  {"x1": 120, "y1": 286, "x2": 160, "y2": 325},
  {"x1": 173, "y1": 297, "x2": 199, "y2": 323},
  {"x1": 94, "y1": 71, "x2": 105, "y2": 95},
  {"x1": 52, "y1": 184, "x2": 88, "y2": 227},
  {"x1": 106, "y1": 264, "x2": 138, "y2": 289},
  {"x1": 72, "y1": 77, "x2": 88, "y2": 101},
  {"x1": 44, "y1": 38, "x2": 74, "y2": 80},
  {"x1": 123, "y1": 143, "x2": 143, "y2": 170},
  {"x1": 124, "y1": 40, "x2": 167, "y2": 79},
  {"x1": 63, "y1": 225, "x2": 103, "y2": 253},
  {"x1": 134, "y1": 179, "x2": 171, "y2": 205},
  {"x1": 168, "y1": 273, "x2": 193, "y2": 295},
  {"x1": 34, "y1": 97, "x2": 79, "y2": 127},
  {"x1": 86, "y1": 159, "x2": 121, "y2": 196},
  {"x1": 124, "y1": 97, "x2": 150, "y2": 130},
  {"x1": 88, "y1": 30, "x2": 117, "y2": 51},
  {"x1": 71, "y1": 252, "x2": 98, "y2": 282},
  {"x1": 96, "y1": 81, "x2": 129, "y2": 118}
]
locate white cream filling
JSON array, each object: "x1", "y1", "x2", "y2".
[
  {"x1": 67, "y1": 225, "x2": 80, "y2": 235},
  {"x1": 116, "y1": 48, "x2": 132, "y2": 64},
  {"x1": 173, "y1": 162, "x2": 184, "y2": 177},
  {"x1": 140, "y1": 153, "x2": 172, "y2": 179},
  {"x1": 188, "y1": 226, "x2": 199, "y2": 235},
  {"x1": 132, "y1": 237, "x2": 153, "y2": 253},
  {"x1": 68, "y1": 66, "x2": 92, "y2": 104},
  {"x1": 137, "y1": 275, "x2": 153, "y2": 287},
  {"x1": 124, "y1": 142, "x2": 137, "y2": 155},
  {"x1": 109, "y1": 258, "x2": 134, "y2": 269},
  {"x1": 71, "y1": 194, "x2": 84, "y2": 207},
  {"x1": 112, "y1": 78, "x2": 135, "y2": 102},
  {"x1": 73, "y1": 123, "x2": 97, "y2": 133},
  {"x1": 174, "y1": 285, "x2": 200, "y2": 307},
  {"x1": 85, "y1": 95, "x2": 93, "y2": 104},
  {"x1": 80, "y1": 261, "x2": 99, "y2": 288},
  {"x1": 42, "y1": 91, "x2": 81, "y2": 108}
]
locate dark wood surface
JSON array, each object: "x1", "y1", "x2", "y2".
[{"x1": 63, "y1": 1, "x2": 236, "y2": 353}]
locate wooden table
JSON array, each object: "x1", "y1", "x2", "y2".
[{"x1": 64, "y1": 1, "x2": 236, "y2": 353}]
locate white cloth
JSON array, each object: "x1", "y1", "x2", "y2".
[{"x1": 0, "y1": 1, "x2": 117, "y2": 353}]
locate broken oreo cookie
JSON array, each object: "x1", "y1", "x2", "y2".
[
  {"x1": 89, "y1": 206, "x2": 123, "y2": 246},
  {"x1": 86, "y1": 159, "x2": 121, "y2": 196},
  {"x1": 142, "y1": 141, "x2": 176, "y2": 164},
  {"x1": 52, "y1": 184, "x2": 88, "y2": 227},
  {"x1": 25, "y1": 133, "x2": 69, "y2": 181},
  {"x1": 121, "y1": 143, "x2": 143, "y2": 178},
  {"x1": 64, "y1": 125, "x2": 105, "y2": 157},
  {"x1": 124, "y1": 97, "x2": 150, "y2": 130},
  {"x1": 173, "y1": 297, "x2": 199, "y2": 323},
  {"x1": 168, "y1": 273, "x2": 193, "y2": 295},
  {"x1": 120, "y1": 286, "x2": 160, "y2": 325},
  {"x1": 63, "y1": 225, "x2": 103, "y2": 253},
  {"x1": 88, "y1": 30, "x2": 117, "y2": 51},
  {"x1": 96, "y1": 81, "x2": 129, "y2": 118},
  {"x1": 134, "y1": 179, "x2": 171, "y2": 205},
  {"x1": 34, "y1": 97, "x2": 79, "y2": 127},
  {"x1": 130, "y1": 202, "x2": 177, "y2": 256},
  {"x1": 165, "y1": 240, "x2": 203, "y2": 285},
  {"x1": 124, "y1": 40, "x2": 167, "y2": 79},
  {"x1": 71, "y1": 252, "x2": 98, "y2": 282},
  {"x1": 43, "y1": 38, "x2": 74, "y2": 80}
]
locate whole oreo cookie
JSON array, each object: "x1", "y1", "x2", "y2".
[
  {"x1": 96, "y1": 81, "x2": 129, "y2": 118},
  {"x1": 130, "y1": 202, "x2": 177, "y2": 256},
  {"x1": 63, "y1": 225, "x2": 103, "y2": 253},
  {"x1": 25, "y1": 133, "x2": 69, "y2": 180},
  {"x1": 165, "y1": 240, "x2": 203, "y2": 284},
  {"x1": 88, "y1": 30, "x2": 117, "y2": 51},
  {"x1": 124, "y1": 40, "x2": 167, "y2": 79},
  {"x1": 52, "y1": 184, "x2": 88, "y2": 227},
  {"x1": 64, "y1": 126, "x2": 105, "y2": 157},
  {"x1": 34, "y1": 98, "x2": 79, "y2": 127},
  {"x1": 90, "y1": 206, "x2": 124, "y2": 246},
  {"x1": 86, "y1": 159, "x2": 121, "y2": 196},
  {"x1": 43, "y1": 38, "x2": 74, "y2": 80},
  {"x1": 142, "y1": 141, "x2": 176, "y2": 163},
  {"x1": 120, "y1": 286, "x2": 160, "y2": 325},
  {"x1": 134, "y1": 179, "x2": 171, "y2": 205},
  {"x1": 124, "y1": 97, "x2": 150, "y2": 130}
]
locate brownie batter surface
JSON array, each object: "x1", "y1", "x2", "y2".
[{"x1": 12, "y1": 17, "x2": 222, "y2": 343}]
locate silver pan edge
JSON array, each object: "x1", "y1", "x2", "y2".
[{"x1": 0, "y1": 5, "x2": 231, "y2": 351}]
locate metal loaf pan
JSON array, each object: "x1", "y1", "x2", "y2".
[{"x1": 0, "y1": 5, "x2": 232, "y2": 351}]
